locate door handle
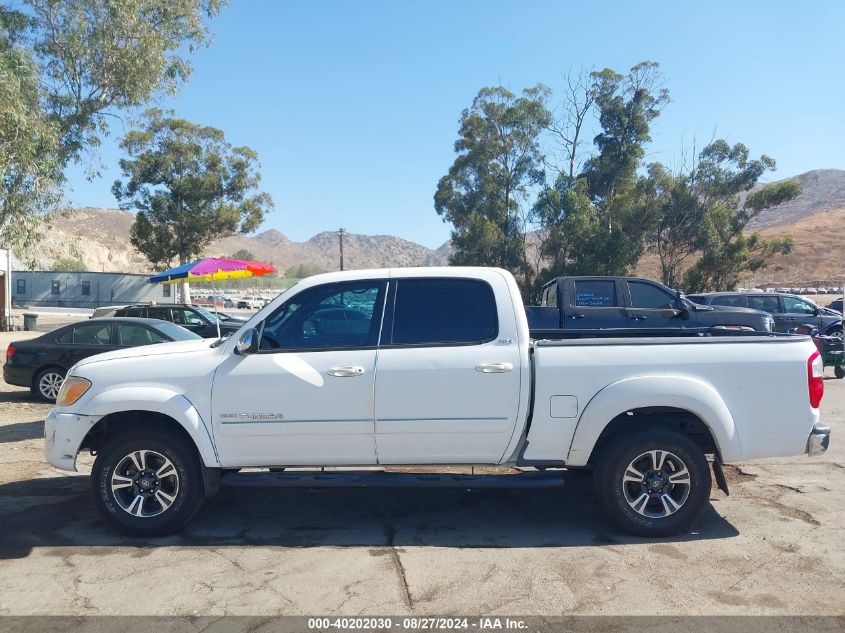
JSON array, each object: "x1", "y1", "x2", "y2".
[
  {"x1": 327, "y1": 366, "x2": 365, "y2": 377},
  {"x1": 570, "y1": 313, "x2": 585, "y2": 319},
  {"x1": 631, "y1": 314, "x2": 647, "y2": 321},
  {"x1": 475, "y1": 362, "x2": 513, "y2": 373}
]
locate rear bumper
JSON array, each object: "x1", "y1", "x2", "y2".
[
  {"x1": 806, "y1": 424, "x2": 831, "y2": 456},
  {"x1": 3, "y1": 364, "x2": 31, "y2": 388}
]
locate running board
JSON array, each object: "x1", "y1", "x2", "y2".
[{"x1": 220, "y1": 470, "x2": 565, "y2": 489}]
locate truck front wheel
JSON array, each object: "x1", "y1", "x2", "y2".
[
  {"x1": 91, "y1": 426, "x2": 205, "y2": 536},
  {"x1": 594, "y1": 429, "x2": 711, "y2": 537}
]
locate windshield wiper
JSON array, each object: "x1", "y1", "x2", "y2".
[{"x1": 210, "y1": 332, "x2": 232, "y2": 348}]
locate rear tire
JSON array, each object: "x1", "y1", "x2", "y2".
[
  {"x1": 835, "y1": 366, "x2": 844, "y2": 379},
  {"x1": 594, "y1": 428, "x2": 711, "y2": 537},
  {"x1": 33, "y1": 367, "x2": 65, "y2": 402},
  {"x1": 91, "y1": 424, "x2": 205, "y2": 536}
]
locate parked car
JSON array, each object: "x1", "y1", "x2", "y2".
[
  {"x1": 527, "y1": 276, "x2": 774, "y2": 333},
  {"x1": 827, "y1": 298, "x2": 843, "y2": 314},
  {"x1": 90, "y1": 305, "x2": 129, "y2": 319},
  {"x1": 236, "y1": 296, "x2": 266, "y2": 309},
  {"x1": 687, "y1": 291, "x2": 841, "y2": 334},
  {"x1": 4, "y1": 318, "x2": 200, "y2": 402},
  {"x1": 215, "y1": 311, "x2": 248, "y2": 324},
  {"x1": 46, "y1": 267, "x2": 827, "y2": 537},
  {"x1": 112, "y1": 304, "x2": 243, "y2": 338}
]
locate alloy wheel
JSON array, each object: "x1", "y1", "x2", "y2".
[
  {"x1": 622, "y1": 449, "x2": 692, "y2": 518},
  {"x1": 39, "y1": 372, "x2": 64, "y2": 400},
  {"x1": 110, "y1": 450, "x2": 180, "y2": 518}
]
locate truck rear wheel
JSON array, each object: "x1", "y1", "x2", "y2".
[
  {"x1": 594, "y1": 429, "x2": 711, "y2": 537},
  {"x1": 91, "y1": 425, "x2": 205, "y2": 536}
]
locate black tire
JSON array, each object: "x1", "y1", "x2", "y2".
[
  {"x1": 91, "y1": 424, "x2": 205, "y2": 536},
  {"x1": 594, "y1": 428, "x2": 711, "y2": 537},
  {"x1": 835, "y1": 366, "x2": 844, "y2": 379},
  {"x1": 32, "y1": 367, "x2": 66, "y2": 402}
]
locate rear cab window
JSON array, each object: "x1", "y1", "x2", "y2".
[{"x1": 387, "y1": 278, "x2": 498, "y2": 346}]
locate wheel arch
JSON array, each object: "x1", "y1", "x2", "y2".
[
  {"x1": 566, "y1": 375, "x2": 741, "y2": 467},
  {"x1": 77, "y1": 387, "x2": 220, "y2": 468}
]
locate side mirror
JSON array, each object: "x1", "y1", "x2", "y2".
[{"x1": 235, "y1": 328, "x2": 259, "y2": 355}]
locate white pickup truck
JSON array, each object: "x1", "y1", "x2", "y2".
[{"x1": 45, "y1": 267, "x2": 830, "y2": 537}]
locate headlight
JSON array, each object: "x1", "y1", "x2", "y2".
[{"x1": 56, "y1": 376, "x2": 91, "y2": 406}]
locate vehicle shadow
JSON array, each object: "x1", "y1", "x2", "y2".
[
  {"x1": 0, "y1": 389, "x2": 46, "y2": 405},
  {"x1": 0, "y1": 419, "x2": 44, "y2": 443},
  {"x1": 0, "y1": 474, "x2": 738, "y2": 559}
]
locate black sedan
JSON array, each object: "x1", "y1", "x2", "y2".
[{"x1": 3, "y1": 318, "x2": 201, "y2": 402}]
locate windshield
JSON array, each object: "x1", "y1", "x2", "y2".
[{"x1": 154, "y1": 321, "x2": 203, "y2": 341}]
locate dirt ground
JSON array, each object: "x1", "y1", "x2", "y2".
[{"x1": 0, "y1": 326, "x2": 843, "y2": 616}]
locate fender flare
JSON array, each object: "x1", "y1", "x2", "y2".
[
  {"x1": 81, "y1": 386, "x2": 220, "y2": 467},
  {"x1": 565, "y1": 375, "x2": 741, "y2": 467}
]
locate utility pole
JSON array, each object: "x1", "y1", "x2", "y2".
[{"x1": 338, "y1": 227, "x2": 345, "y2": 271}]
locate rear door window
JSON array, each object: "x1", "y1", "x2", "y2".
[
  {"x1": 389, "y1": 278, "x2": 498, "y2": 346},
  {"x1": 573, "y1": 280, "x2": 617, "y2": 307},
  {"x1": 57, "y1": 323, "x2": 113, "y2": 345}
]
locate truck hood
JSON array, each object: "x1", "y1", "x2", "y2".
[{"x1": 73, "y1": 338, "x2": 216, "y2": 369}]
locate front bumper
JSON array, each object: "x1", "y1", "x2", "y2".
[
  {"x1": 806, "y1": 424, "x2": 831, "y2": 456},
  {"x1": 44, "y1": 409, "x2": 102, "y2": 471}
]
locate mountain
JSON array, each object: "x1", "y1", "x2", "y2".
[
  {"x1": 33, "y1": 207, "x2": 451, "y2": 274},
  {"x1": 634, "y1": 169, "x2": 845, "y2": 286}
]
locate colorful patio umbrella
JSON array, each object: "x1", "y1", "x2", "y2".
[
  {"x1": 148, "y1": 258, "x2": 277, "y2": 338},
  {"x1": 148, "y1": 258, "x2": 276, "y2": 285}
]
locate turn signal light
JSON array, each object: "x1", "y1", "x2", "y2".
[
  {"x1": 56, "y1": 377, "x2": 91, "y2": 407},
  {"x1": 807, "y1": 351, "x2": 824, "y2": 409}
]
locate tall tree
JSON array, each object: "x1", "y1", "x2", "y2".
[
  {"x1": 0, "y1": 0, "x2": 223, "y2": 255},
  {"x1": 642, "y1": 162, "x2": 707, "y2": 288},
  {"x1": 113, "y1": 109, "x2": 273, "y2": 302},
  {"x1": 535, "y1": 62, "x2": 668, "y2": 281},
  {"x1": 579, "y1": 62, "x2": 669, "y2": 275},
  {"x1": 0, "y1": 9, "x2": 62, "y2": 262},
  {"x1": 435, "y1": 85, "x2": 551, "y2": 296},
  {"x1": 682, "y1": 140, "x2": 799, "y2": 291}
]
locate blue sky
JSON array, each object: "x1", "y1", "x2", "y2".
[{"x1": 65, "y1": 0, "x2": 845, "y2": 249}]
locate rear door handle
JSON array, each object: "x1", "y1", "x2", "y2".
[
  {"x1": 631, "y1": 314, "x2": 647, "y2": 321},
  {"x1": 570, "y1": 313, "x2": 585, "y2": 319},
  {"x1": 327, "y1": 366, "x2": 365, "y2": 377},
  {"x1": 475, "y1": 362, "x2": 513, "y2": 373}
]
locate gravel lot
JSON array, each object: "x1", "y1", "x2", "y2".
[{"x1": 0, "y1": 326, "x2": 843, "y2": 616}]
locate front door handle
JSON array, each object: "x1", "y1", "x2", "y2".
[
  {"x1": 475, "y1": 362, "x2": 513, "y2": 373},
  {"x1": 631, "y1": 314, "x2": 647, "y2": 321},
  {"x1": 327, "y1": 366, "x2": 365, "y2": 377},
  {"x1": 570, "y1": 313, "x2": 585, "y2": 319}
]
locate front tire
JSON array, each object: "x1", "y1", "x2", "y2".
[
  {"x1": 835, "y1": 365, "x2": 844, "y2": 379},
  {"x1": 594, "y1": 429, "x2": 711, "y2": 537},
  {"x1": 91, "y1": 425, "x2": 205, "y2": 536}
]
